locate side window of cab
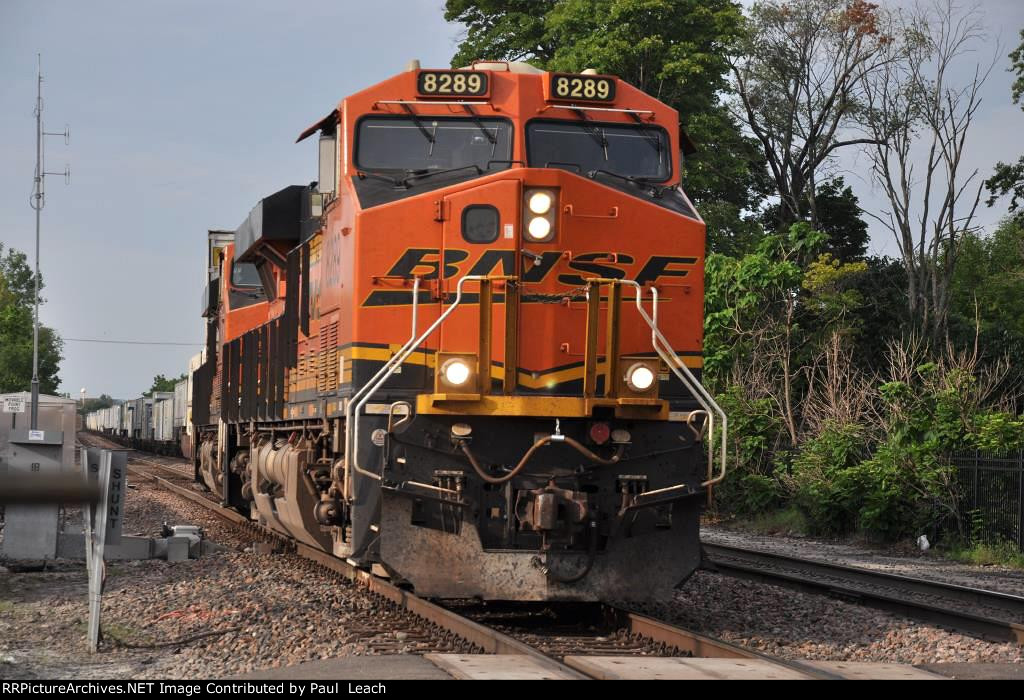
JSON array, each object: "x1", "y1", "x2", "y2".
[{"x1": 229, "y1": 262, "x2": 266, "y2": 309}]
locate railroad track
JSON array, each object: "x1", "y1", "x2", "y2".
[
  {"x1": 703, "y1": 542, "x2": 1024, "y2": 646},
  {"x1": 125, "y1": 460, "x2": 841, "y2": 679},
  {"x1": 77, "y1": 433, "x2": 942, "y2": 678},
  {"x1": 81, "y1": 439, "x2": 837, "y2": 679}
]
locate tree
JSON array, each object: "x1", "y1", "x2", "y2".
[
  {"x1": 446, "y1": 0, "x2": 558, "y2": 69},
  {"x1": 445, "y1": 0, "x2": 771, "y2": 256},
  {"x1": 728, "y1": 0, "x2": 893, "y2": 230},
  {"x1": 763, "y1": 177, "x2": 870, "y2": 260},
  {"x1": 449, "y1": 0, "x2": 743, "y2": 114},
  {"x1": 863, "y1": 0, "x2": 995, "y2": 345},
  {"x1": 144, "y1": 373, "x2": 187, "y2": 397},
  {"x1": 949, "y1": 217, "x2": 1024, "y2": 408},
  {"x1": 985, "y1": 29, "x2": 1024, "y2": 218},
  {"x1": 79, "y1": 394, "x2": 114, "y2": 415},
  {"x1": 0, "y1": 243, "x2": 63, "y2": 394},
  {"x1": 706, "y1": 222, "x2": 834, "y2": 446}
]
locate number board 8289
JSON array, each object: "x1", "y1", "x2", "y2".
[
  {"x1": 547, "y1": 73, "x2": 617, "y2": 103},
  {"x1": 416, "y1": 70, "x2": 489, "y2": 97}
]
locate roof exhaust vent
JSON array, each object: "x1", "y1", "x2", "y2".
[
  {"x1": 581, "y1": 68, "x2": 598, "y2": 75},
  {"x1": 406, "y1": 59, "x2": 421, "y2": 72}
]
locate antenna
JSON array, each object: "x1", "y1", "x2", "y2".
[{"x1": 28, "y1": 53, "x2": 70, "y2": 430}]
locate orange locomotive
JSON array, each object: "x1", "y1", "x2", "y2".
[{"x1": 191, "y1": 61, "x2": 727, "y2": 600}]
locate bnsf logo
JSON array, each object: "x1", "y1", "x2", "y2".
[{"x1": 364, "y1": 248, "x2": 697, "y2": 306}]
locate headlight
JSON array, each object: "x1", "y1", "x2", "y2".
[
  {"x1": 625, "y1": 363, "x2": 656, "y2": 392},
  {"x1": 523, "y1": 188, "x2": 557, "y2": 242},
  {"x1": 441, "y1": 358, "x2": 472, "y2": 386},
  {"x1": 528, "y1": 191, "x2": 553, "y2": 214},
  {"x1": 526, "y1": 216, "x2": 551, "y2": 240}
]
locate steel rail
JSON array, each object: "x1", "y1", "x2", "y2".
[
  {"x1": 703, "y1": 542, "x2": 1024, "y2": 645},
  {"x1": 124, "y1": 461, "x2": 588, "y2": 679},
  {"x1": 601, "y1": 605, "x2": 844, "y2": 680},
  {"x1": 121, "y1": 454, "x2": 830, "y2": 679}
]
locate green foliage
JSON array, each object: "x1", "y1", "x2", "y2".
[
  {"x1": 732, "y1": 507, "x2": 808, "y2": 536},
  {"x1": 445, "y1": 0, "x2": 558, "y2": 68},
  {"x1": 704, "y1": 222, "x2": 824, "y2": 379},
  {"x1": 144, "y1": 373, "x2": 186, "y2": 397},
  {"x1": 949, "y1": 218, "x2": 1024, "y2": 398},
  {"x1": 786, "y1": 363, "x2": 1024, "y2": 540},
  {"x1": 943, "y1": 539, "x2": 1024, "y2": 570},
  {"x1": 731, "y1": 473, "x2": 781, "y2": 516},
  {"x1": 787, "y1": 422, "x2": 868, "y2": 535},
  {"x1": 985, "y1": 157, "x2": 1024, "y2": 216},
  {"x1": 79, "y1": 393, "x2": 115, "y2": 416},
  {"x1": 763, "y1": 178, "x2": 870, "y2": 261},
  {"x1": 448, "y1": 0, "x2": 745, "y2": 115},
  {"x1": 985, "y1": 31, "x2": 1024, "y2": 217},
  {"x1": 844, "y1": 256, "x2": 908, "y2": 370},
  {"x1": 802, "y1": 253, "x2": 868, "y2": 331},
  {"x1": 1011, "y1": 28, "x2": 1024, "y2": 108},
  {"x1": 0, "y1": 243, "x2": 63, "y2": 394},
  {"x1": 710, "y1": 386, "x2": 784, "y2": 514},
  {"x1": 968, "y1": 412, "x2": 1024, "y2": 453}
]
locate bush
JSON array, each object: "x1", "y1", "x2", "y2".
[
  {"x1": 711, "y1": 386, "x2": 785, "y2": 515},
  {"x1": 787, "y1": 422, "x2": 867, "y2": 536}
]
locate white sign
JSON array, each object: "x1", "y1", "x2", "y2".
[
  {"x1": 28, "y1": 430, "x2": 44, "y2": 441},
  {"x1": 3, "y1": 396, "x2": 26, "y2": 413}
]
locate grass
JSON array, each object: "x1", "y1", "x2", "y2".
[
  {"x1": 943, "y1": 539, "x2": 1024, "y2": 569},
  {"x1": 730, "y1": 507, "x2": 809, "y2": 536},
  {"x1": 100, "y1": 622, "x2": 140, "y2": 644},
  {"x1": 0, "y1": 600, "x2": 14, "y2": 614}
]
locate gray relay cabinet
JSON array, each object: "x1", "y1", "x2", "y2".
[{"x1": 1, "y1": 392, "x2": 77, "y2": 560}]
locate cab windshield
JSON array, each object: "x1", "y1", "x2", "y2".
[
  {"x1": 231, "y1": 262, "x2": 261, "y2": 287},
  {"x1": 526, "y1": 120, "x2": 670, "y2": 181},
  {"x1": 356, "y1": 116, "x2": 513, "y2": 175}
]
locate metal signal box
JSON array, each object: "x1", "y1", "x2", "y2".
[{"x1": 0, "y1": 392, "x2": 77, "y2": 560}]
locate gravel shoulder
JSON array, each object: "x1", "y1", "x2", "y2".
[
  {"x1": 4, "y1": 457, "x2": 1020, "y2": 678},
  {"x1": 702, "y1": 524, "x2": 1024, "y2": 596},
  {"x1": 643, "y1": 570, "x2": 1024, "y2": 665},
  {"x1": 0, "y1": 473, "x2": 464, "y2": 679}
]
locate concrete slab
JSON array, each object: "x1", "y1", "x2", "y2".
[
  {"x1": 919, "y1": 663, "x2": 1024, "y2": 680},
  {"x1": 57, "y1": 532, "x2": 154, "y2": 560},
  {"x1": 563, "y1": 656, "x2": 812, "y2": 680},
  {"x1": 803, "y1": 661, "x2": 946, "y2": 680},
  {"x1": 165, "y1": 537, "x2": 189, "y2": 562},
  {"x1": 230, "y1": 655, "x2": 452, "y2": 680},
  {"x1": 424, "y1": 654, "x2": 579, "y2": 680}
]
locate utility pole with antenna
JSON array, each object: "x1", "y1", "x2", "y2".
[{"x1": 29, "y1": 53, "x2": 70, "y2": 430}]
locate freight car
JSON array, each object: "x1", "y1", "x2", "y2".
[
  {"x1": 100, "y1": 61, "x2": 727, "y2": 601},
  {"x1": 86, "y1": 352, "x2": 203, "y2": 456}
]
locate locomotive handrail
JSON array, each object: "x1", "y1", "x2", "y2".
[
  {"x1": 342, "y1": 276, "x2": 420, "y2": 500},
  {"x1": 616, "y1": 279, "x2": 727, "y2": 487},
  {"x1": 345, "y1": 275, "x2": 498, "y2": 501}
]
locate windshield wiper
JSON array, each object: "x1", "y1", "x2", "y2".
[
  {"x1": 545, "y1": 161, "x2": 582, "y2": 172},
  {"x1": 628, "y1": 113, "x2": 664, "y2": 155},
  {"x1": 587, "y1": 169, "x2": 666, "y2": 196},
  {"x1": 570, "y1": 108, "x2": 609, "y2": 159},
  {"x1": 400, "y1": 103, "x2": 436, "y2": 151},
  {"x1": 401, "y1": 163, "x2": 483, "y2": 187},
  {"x1": 462, "y1": 104, "x2": 497, "y2": 145},
  {"x1": 356, "y1": 169, "x2": 407, "y2": 188}
]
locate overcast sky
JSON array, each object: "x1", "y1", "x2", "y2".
[{"x1": 1, "y1": 1, "x2": 1022, "y2": 399}]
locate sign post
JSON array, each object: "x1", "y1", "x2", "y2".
[
  {"x1": 85, "y1": 448, "x2": 126, "y2": 653},
  {"x1": 86, "y1": 449, "x2": 109, "y2": 653},
  {"x1": 2, "y1": 396, "x2": 25, "y2": 414}
]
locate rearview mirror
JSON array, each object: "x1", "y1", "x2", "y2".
[{"x1": 318, "y1": 132, "x2": 337, "y2": 196}]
